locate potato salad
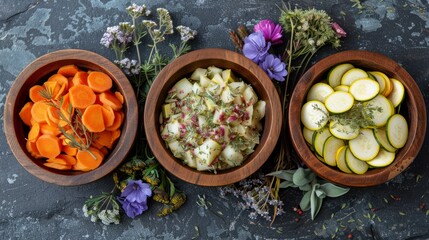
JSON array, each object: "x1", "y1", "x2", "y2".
[{"x1": 160, "y1": 66, "x2": 266, "y2": 172}]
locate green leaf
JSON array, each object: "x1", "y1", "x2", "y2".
[
  {"x1": 293, "y1": 168, "x2": 314, "y2": 186},
  {"x1": 320, "y1": 183, "x2": 350, "y2": 198},
  {"x1": 311, "y1": 188, "x2": 323, "y2": 220},
  {"x1": 298, "y1": 183, "x2": 312, "y2": 191},
  {"x1": 279, "y1": 181, "x2": 296, "y2": 189},
  {"x1": 267, "y1": 170, "x2": 295, "y2": 182},
  {"x1": 300, "y1": 190, "x2": 312, "y2": 211}
]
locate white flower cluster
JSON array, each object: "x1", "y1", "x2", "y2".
[{"x1": 176, "y1": 25, "x2": 197, "y2": 42}]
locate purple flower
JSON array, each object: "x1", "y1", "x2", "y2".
[
  {"x1": 243, "y1": 31, "x2": 271, "y2": 64},
  {"x1": 259, "y1": 54, "x2": 287, "y2": 82},
  {"x1": 121, "y1": 179, "x2": 152, "y2": 203},
  {"x1": 118, "y1": 197, "x2": 148, "y2": 219},
  {"x1": 331, "y1": 22, "x2": 346, "y2": 38},
  {"x1": 253, "y1": 20, "x2": 283, "y2": 45},
  {"x1": 118, "y1": 180, "x2": 152, "y2": 218}
]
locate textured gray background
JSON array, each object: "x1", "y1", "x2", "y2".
[{"x1": 1, "y1": 0, "x2": 429, "y2": 239}]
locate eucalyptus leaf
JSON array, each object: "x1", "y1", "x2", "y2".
[
  {"x1": 298, "y1": 183, "x2": 312, "y2": 191},
  {"x1": 267, "y1": 170, "x2": 295, "y2": 182},
  {"x1": 279, "y1": 181, "x2": 296, "y2": 189},
  {"x1": 299, "y1": 190, "x2": 312, "y2": 211},
  {"x1": 320, "y1": 183, "x2": 350, "y2": 198},
  {"x1": 310, "y1": 188, "x2": 323, "y2": 220},
  {"x1": 293, "y1": 168, "x2": 311, "y2": 186}
]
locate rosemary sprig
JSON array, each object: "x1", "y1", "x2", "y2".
[{"x1": 39, "y1": 88, "x2": 96, "y2": 158}]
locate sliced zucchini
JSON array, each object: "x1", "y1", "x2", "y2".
[
  {"x1": 383, "y1": 78, "x2": 394, "y2": 96},
  {"x1": 301, "y1": 100, "x2": 329, "y2": 130},
  {"x1": 349, "y1": 128, "x2": 380, "y2": 161},
  {"x1": 302, "y1": 127, "x2": 315, "y2": 145},
  {"x1": 349, "y1": 78, "x2": 380, "y2": 101},
  {"x1": 387, "y1": 78, "x2": 405, "y2": 108},
  {"x1": 313, "y1": 128, "x2": 332, "y2": 157},
  {"x1": 340, "y1": 68, "x2": 368, "y2": 86},
  {"x1": 363, "y1": 95, "x2": 394, "y2": 127},
  {"x1": 322, "y1": 136, "x2": 345, "y2": 166},
  {"x1": 329, "y1": 119, "x2": 360, "y2": 140},
  {"x1": 324, "y1": 91, "x2": 354, "y2": 114},
  {"x1": 368, "y1": 71, "x2": 386, "y2": 95},
  {"x1": 328, "y1": 63, "x2": 354, "y2": 88},
  {"x1": 336, "y1": 146, "x2": 352, "y2": 173},
  {"x1": 334, "y1": 85, "x2": 349, "y2": 92},
  {"x1": 306, "y1": 82, "x2": 334, "y2": 103},
  {"x1": 373, "y1": 127, "x2": 397, "y2": 152},
  {"x1": 345, "y1": 147, "x2": 369, "y2": 174},
  {"x1": 366, "y1": 148, "x2": 396, "y2": 167},
  {"x1": 386, "y1": 114, "x2": 408, "y2": 148}
]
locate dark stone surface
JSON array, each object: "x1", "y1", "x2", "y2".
[{"x1": 1, "y1": 0, "x2": 428, "y2": 239}]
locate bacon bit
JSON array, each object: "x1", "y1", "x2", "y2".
[
  {"x1": 209, "y1": 157, "x2": 219, "y2": 166},
  {"x1": 219, "y1": 126, "x2": 225, "y2": 136},
  {"x1": 161, "y1": 134, "x2": 169, "y2": 139},
  {"x1": 219, "y1": 112, "x2": 225, "y2": 121},
  {"x1": 181, "y1": 112, "x2": 185, "y2": 118},
  {"x1": 180, "y1": 124, "x2": 186, "y2": 137},
  {"x1": 191, "y1": 114, "x2": 198, "y2": 124},
  {"x1": 230, "y1": 134, "x2": 236, "y2": 139},
  {"x1": 227, "y1": 115, "x2": 238, "y2": 123},
  {"x1": 242, "y1": 111, "x2": 250, "y2": 121}
]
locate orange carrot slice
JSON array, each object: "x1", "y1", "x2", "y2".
[
  {"x1": 28, "y1": 122, "x2": 41, "y2": 143},
  {"x1": 74, "y1": 147, "x2": 104, "y2": 171},
  {"x1": 94, "y1": 130, "x2": 113, "y2": 149},
  {"x1": 114, "y1": 91, "x2": 124, "y2": 104},
  {"x1": 57, "y1": 154, "x2": 77, "y2": 165},
  {"x1": 36, "y1": 134, "x2": 61, "y2": 159},
  {"x1": 69, "y1": 85, "x2": 96, "y2": 109},
  {"x1": 58, "y1": 64, "x2": 79, "y2": 77},
  {"x1": 62, "y1": 145, "x2": 78, "y2": 156},
  {"x1": 82, "y1": 104, "x2": 105, "y2": 132},
  {"x1": 87, "y1": 71, "x2": 112, "y2": 93},
  {"x1": 19, "y1": 102, "x2": 34, "y2": 126},
  {"x1": 44, "y1": 162, "x2": 72, "y2": 170},
  {"x1": 43, "y1": 81, "x2": 61, "y2": 98},
  {"x1": 105, "y1": 111, "x2": 123, "y2": 131},
  {"x1": 72, "y1": 71, "x2": 88, "y2": 86},
  {"x1": 26, "y1": 140, "x2": 43, "y2": 158},
  {"x1": 99, "y1": 91, "x2": 122, "y2": 111},
  {"x1": 30, "y1": 101, "x2": 50, "y2": 123},
  {"x1": 40, "y1": 123, "x2": 61, "y2": 136},
  {"x1": 29, "y1": 85, "x2": 47, "y2": 102},
  {"x1": 101, "y1": 105, "x2": 115, "y2": 127}
]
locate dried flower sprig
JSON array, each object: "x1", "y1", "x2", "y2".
[
  {"x1": 83, "y1": 190, "x2": 121, "y2": 225},
  {"x1": 84, "y1": 4, "x2": 196, "y2": 224}
]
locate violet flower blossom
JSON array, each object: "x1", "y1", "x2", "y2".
[
  {"x1": 242, "y1": 31, "x2": 271, "y2": 64},
  {"x1": 253, "y1": 20, "x2": 283, "y2": 45},
  {"x1": 118, "y1": 180, "x2": 152, "y2": 218},
  {"x1": 259, "y1": 54, "x2": 287, "y2": 82}
]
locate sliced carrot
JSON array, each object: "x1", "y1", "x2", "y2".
[
  {"x1": 87, "y1": 71, "x2": 112, "y2": 93},
  {"x1": 19, "y1": 102, "x2": 34, "y2": 126},
  {"x1": 57, "y1": 154, "x2": 77, "y2": 165},
  {"x1": 46, "y1": 106, "x2": 60, "y2": 124},
  {"x1": 36, "y1": 134, "x2": 61, "y2": 159},
  {"x1": 27, "y1": 122, "x2": 41, "y2": 143},
  {"x1": 48, "y1": 73, "x2": 69, "y2": 87},
  {"x1": 54, "y1": 82, "x2": 68, "y2": 100},
  {"x1": 99, "y1": 147, "x2": 109, "y2": 156},
  {"x1": 58, "y1": 64, "x2": 79, "y2": 77},
  {"x1": 69, "y1": 85, "x2": 96, "y2": 109},
  {"x1": 99, "y1": 91, "x2": 122, "y2": 111},
  {"x1": 101, "y1": 105, "x2": 115, "y2": 127},
  {"x1": 29, "y1": 85, "x2": 47, "y2": 102},
  {"x1": 94, "y1": 130, "x2": 113, "y2": 149},
  {"x1": 26, "y1": 140, "x2": 43, "y2": 159},
  {"x1": 91, "y1": 141, "x2": 104, "y2": 150},
  {"x1": 110, "y1": 129, "x2": 121, "y2": 146},
  {"x1": 30, "y1": 101, "x2": 50, "y2": 123},
  {"x1": 40, "y1": 123, "x2": 61, "y2": 136},
  {"x1": 43, "y1": 81, "x2": 61, "y2": 99},
  {"x1": 46, "y1": 157, "x2": 69, "y2": 165},
  {"x1": 105, "y1": 111, "x2": 124, "y2": 131},
  {"x1": 62, "y1": 145, "x2": 78, "y2": 156},
  {"x1": 72, "y1": 71, "x2": 88, "y2": 86},
  {"x1": 74, "y1": 147, "x2": 104, "y2": 171},
  {"x1": 82, "y1": 104, "x2": 105, "y2": 132},
  {"x1": 44, "y1": 162, "x2": 72, "y2": 170},
  {"x1": 114, "y1": 91, "x2": 124, "y2": 104}
]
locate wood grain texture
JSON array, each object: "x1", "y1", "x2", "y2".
[
  {"x1": 4, "y1": 49, "x2": 138, "y2": 186},
  {"x1": 288, "y1": 50, "x2": 426, "y2": 187},
  {"x1": 144, "y1": 48, "x2": 282, "y2": 186}
]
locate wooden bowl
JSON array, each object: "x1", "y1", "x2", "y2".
[
  {"x1": 144, "y1": 48, "x2": 282, "y2": 186},
  {"x1": 4, "y1": 49, "x2": 138, "y2": 186},
  {"x1": 289, "y1": 50, "x2": 426, "y2": 187}
]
